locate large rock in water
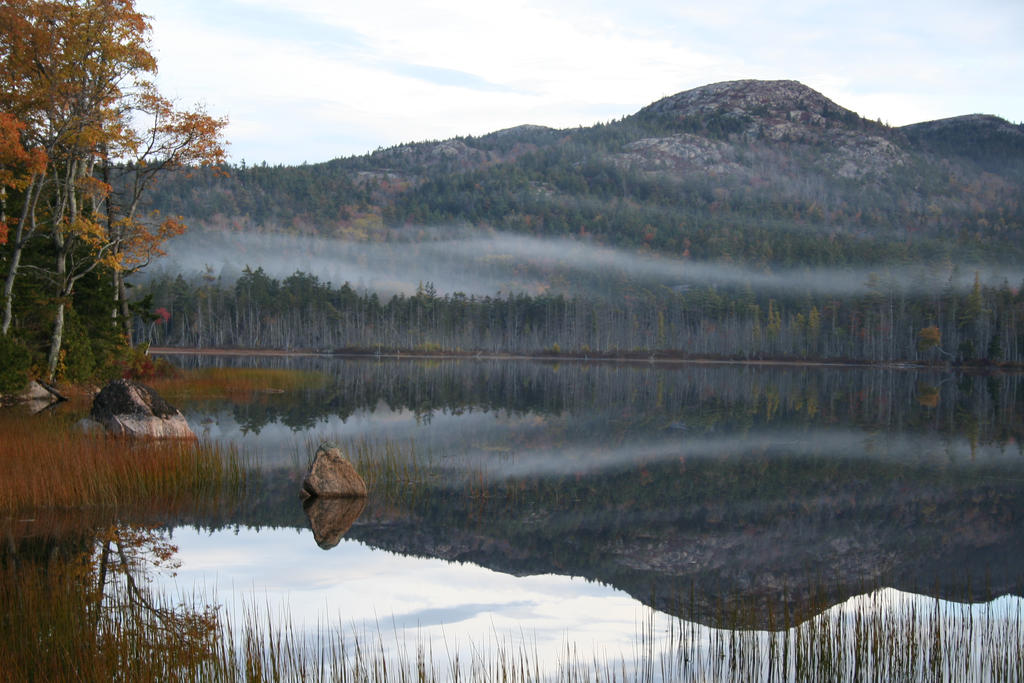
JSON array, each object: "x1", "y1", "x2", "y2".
[
  {"x1": 300, "y1": 442, "x2": 368, "y2": 499},
  {"x1": 89, "y1": 379, "x2": 196, "y2": 439}
]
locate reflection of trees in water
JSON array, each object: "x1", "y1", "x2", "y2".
[
  {"x1": 172, "y1": 439, "x2": 1024, "y2": 631},
  {"x1": 92, "y1": 525, "x2": 219, "y2": 648},
  {"x1": 171, "y1": 355, "x2": 1024, "y2": 447},
  {"x1": 347, "y1": 452, "x2": 1024, "y2": 629},
  {"x1": 1, "y1": 519, "x2": 219, "y2": 678}
]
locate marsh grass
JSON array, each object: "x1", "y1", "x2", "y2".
[
  {"x1": 5, "y1": 535, "x2": 1021, "y2": 683},
  {"x1": 174, "y1": 586, "x2": 1024, "y2": 681},
  {"x1": 297, "y1": 435, "x2": 530, "y2": 505},
  {"x1": 149, "y1": 367, "x2": 330, "y2": 402},
  {"x1": 4, "y1": 497, "x2": 1022, "y2": 682},
  {"x1": 0, "y1": 408, "x2": 247, "y2": 514},
  {"x1": 0, "y1": 396, "x2": 249, "y2": 681}
]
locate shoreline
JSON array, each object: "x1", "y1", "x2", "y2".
[{"x1": 147, "y1": 347, "x2": 1020, "y2": 373}]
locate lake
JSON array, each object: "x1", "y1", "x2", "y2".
[
  {"x1": 164, "y1": 355, "x2": 1024, "y2": 676},
  {"x1": 8, "y1": 355, "x2": 1024, "y2": 679}
]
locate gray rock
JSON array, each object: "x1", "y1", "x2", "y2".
[
  {"x1": 301, "y1": 442, "x2": 368, "y2": 499},
  {"x1": 12, "y1": 381, "x2": 59, "y2": 414},
  {"x1": 88, "y1": 379, "x2": 196, "y2": 439},
  {"x1": 19, "y1": 381, "x2": 54, "y2": 402}
]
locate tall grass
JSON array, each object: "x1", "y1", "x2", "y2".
[
  {"x1": 0, "y1": 408, "x2": 247, "y2": 514},
  {"x1": 296, "y1": 435, "x2": 527, "y2": 510},
  {"x1": 5, "y1": 559, "x2": 1022, "y2": 683},
  {"x1": 202, "y1": 587, "x2": 1022, "y2": 682},
  {"x1": 5, "y1": 548, "x2": 1021, "y2": 683}
]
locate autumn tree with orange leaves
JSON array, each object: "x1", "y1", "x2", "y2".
[{"x1": 0, "y1": 0, "x2": 226, "y2": 381}]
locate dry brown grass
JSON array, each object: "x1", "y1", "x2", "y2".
[
  {"x1": 0, "y1": 408, "x2": 245, "y2": 515},
  {"x1": 147, "y1": 367, "x2": 329, "y2": 402}
]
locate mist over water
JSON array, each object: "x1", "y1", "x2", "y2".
[{"x1": 151, "y1": 227, "x2": 1023, "y2": 297}]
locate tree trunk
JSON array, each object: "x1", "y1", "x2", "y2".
[
  {"x1": 46, "y1": 301, "x2": 65, "y2": 381},
  {"x1": 1, "y1": 175, "x2": 40, "y2": 336},
  {"x1": 116, "y1": 269, "x2": 132, "y2": 346},
  {"x1": 1, "y1": 246, "x2": 22, "y2": 336}
]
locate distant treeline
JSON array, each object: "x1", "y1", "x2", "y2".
[{"x1": 135, "y1": 267, "x2": 1024, "y2": 364}]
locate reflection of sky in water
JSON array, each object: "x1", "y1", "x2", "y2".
[
  {"x1": 158, "y1": 526, "x2": 1024, "y2": 678},
  {"x1": 160, "y1": 526, "x2": 658, "y2": 670}
]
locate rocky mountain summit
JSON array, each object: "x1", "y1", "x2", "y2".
[
  {"x1": 631, "y1": 79, "x2": 908, "y2": 180},
  {"x1": 144, "y1": 79, "x2": 1024, "y2": 265},
  {"x1": 386, "y1": 80, "x2": 901, "y2": 176},
  {"x1": 642, "y1": 79, "x2": 864, "y2": 134}
]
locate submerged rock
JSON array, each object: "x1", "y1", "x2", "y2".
[
  {"x1": 300, "y1": 442, "x2": 368, "y2": 499},
  {"x1": 303, "y1": 495, "x2": 367, "y2": 549},
  {"x1": 87, "y1": 379, "x2": 196, "y2": 439}
]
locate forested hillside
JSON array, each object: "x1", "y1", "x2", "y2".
[
  {"x1": 5, "y1": 73, "x2": 1024, "y2": 377},
  {"x1": 131, "y1": 80, "x2": 1024, "y2": 364},
  {"x1": 144, "y1": 80, "x2": 1024, "y2": 266}
]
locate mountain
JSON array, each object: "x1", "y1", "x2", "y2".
[
  {"x1": 900, "y1": 113, "x2": 1024, "y2": 175},
  {"x1": 143, "y1": 79, "x2": 1024, "y2": 267}
]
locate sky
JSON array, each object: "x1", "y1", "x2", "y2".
[{"x1": 135, "y1": 0, "x2": 1024, "y2": 166}]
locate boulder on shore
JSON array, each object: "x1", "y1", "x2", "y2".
[
  {"x1": 88, "y1": 379, "x2": 196, "y2": 439},
  {"x1": 19, "y1": 380, "x2": 54, "y2": 402},
  {"x1": 14, "y1": 380, "x2": 61, "y2": 414},
  {"x1": 300, "y1": 442, "x2": 368, "y2": 499}
]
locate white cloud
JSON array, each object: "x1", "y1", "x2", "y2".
[{"x1": 137, "y1": 0, "x2": 1024, "y2": 164}]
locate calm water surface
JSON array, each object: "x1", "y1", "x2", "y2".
[{"x1": 147, "y1": 356, "x2": 1024, "y2": 672}]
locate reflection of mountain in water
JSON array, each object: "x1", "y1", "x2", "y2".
[
  {"x1": 167, "y1": 355, "x2": 1024, "y2": 629},
  {"x1": 183, "y1": 449, "x2": 1024, "y2": 630}
]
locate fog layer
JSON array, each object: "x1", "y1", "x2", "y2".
[{"x1": 152, "y1": 228, "x2": 1022, "y2": 297}]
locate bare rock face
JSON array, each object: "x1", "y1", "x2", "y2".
[
  {"x1": 303, "y1": 496, "x2": 367, "y2": 549},
  {"x1": 614, "y1": 134, "x2": 746, "y2": 177},
  {"x1": 300, "y1": 442, "x2": 368, "y2": 499},
  {"x1": 89, "y1": 379, "x2": 196, "y2": 439},
  {"x1": 641, "y1": 80, "x2": 853, "y2": 132}
]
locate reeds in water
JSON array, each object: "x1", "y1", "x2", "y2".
[
  {"x1": 3, "y1": 520, "x2": 1022, "y2": 681},
  {"x1": 0, "y1": 409, "x2": 247, "y2": 514},
  {"x1": 182, "y1": 587, "x2": 1024, "y2": 681}
]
